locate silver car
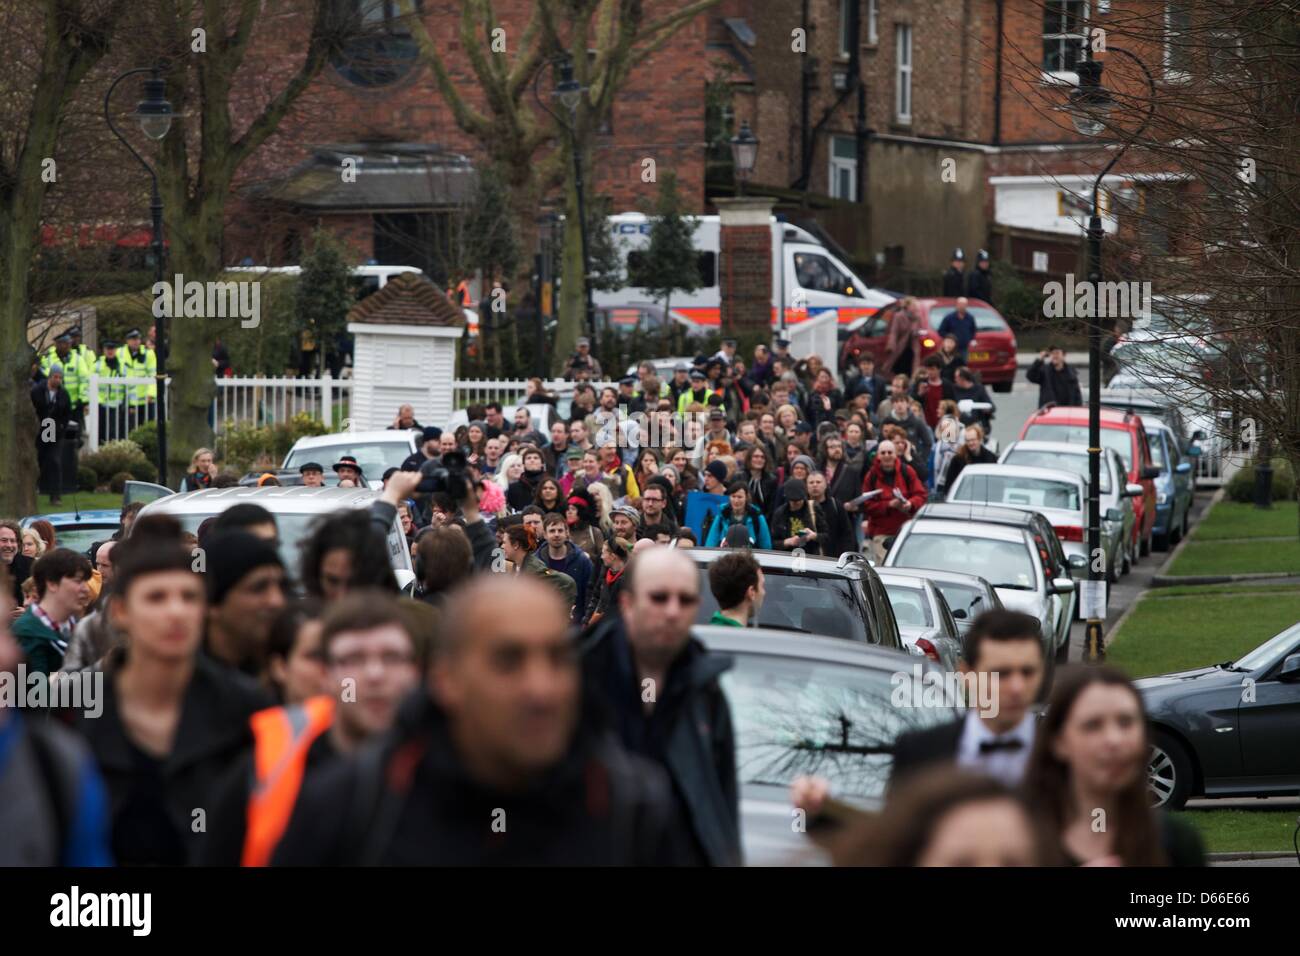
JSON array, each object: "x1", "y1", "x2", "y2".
[
  {"x1": 282, "y1": 429, "x2": 420, "y2": 490},
  {"x1": 998, "y1": 440, "x2": 1137, "y2": 579},
  {"x1": 946, "y1": 462, "x2": 1125, "y2": 594},
  {"x1": 874, "y1": 569, "x2": 964, "y2": 671},
  {"x1": 131, "y1": 484, "x2": 416, "y2": 593},
  {"x1": 892, "y1": 567, "x2": 1004, "y2": 643}
]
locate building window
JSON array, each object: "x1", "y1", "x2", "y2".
[
  {"x1": 1164, "y1": 3, "x2": 1192, "y2": 80},
  {"x1": 1042, "y1": 1, "x2": 1087, "y2": 77},
  {"x1": 895, "y1": 25, "x2": 912, "y2": 123},
  {"x1": 867, "y1": 0, "x2": 878, "y2": 45},
  {"x1": 830, "y1": 136, "x2": 857, "y2": 201},
  {"x1": 330, "y1": 0, "x2": 423, "y2": 88},
  {"x1": 838, "y1": 0, "x2": 852, "y2": 57}
]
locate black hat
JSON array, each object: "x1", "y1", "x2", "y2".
[
  {"x1": 619, "y1": 376, "x2": 636, "y2": 387},
  {"x1": 722, "y1": 338, "x2": 737, "y2": 347},
  {"x1": 69, "y1": 326, "x2": 82, "y2": 337},
  {"x1": 421, "y1": 425, "x2": 442, "y2": 443},
  {"x1": 298, "y1": 461, "x2": 324, "y2": 474},
  {"x1": 102, "y1": 339, "x2": 119, "y2": 349},
  {"x1": 775, "y1": 337, "x2": 791, "y2": 348},
  {"x1": 54, "y1": 332, "x2": 72, "y2": 343},
  {"x1": 952, "y1": 248, "x2": 965, "y2": 261},
  {"x1": 705, "y1": 460, "x2": 729, "y2": 485},
  {"x1": 332, "y1": 455, "x2": 363, "y2": 474},
  {"x1": 709, "y1": 407, "x2": 726, "y2": 420},
  {"x1": 125, "y1": 328, "x2": 142, "y2": 338},
  {"x1": 794, "y1": 421, "x2": 814, "y2": 434},
  {"x1": 783, "y1": 477, "x2": 807, "y2": 500},
  {"x1": 205, "y1": 531, "x2": 284, "y2": 606},
  {"x1": 977, "y1": 249, "x2": 990, "y2": 263}
]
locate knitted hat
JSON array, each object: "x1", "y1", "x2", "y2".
[
  {"x1": 783, "y1": 478, "x2": 807, "y2": 501},
  {"x1": 705, "y1": 460, "x2": 729, "y2": 485},
  {"x1": 204, "y1": 531, "x2": 284, "y2": 605}
]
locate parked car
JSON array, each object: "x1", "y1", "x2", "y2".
[
  {"x1": 874, "y1": 568, "x2": 964, "y2": 670},
  {"x1": 1144, "y1": 421, "x2": 1195, "y2": 550},
  {"x1": 945, "y1": 462, "x2": 1125, "y2": 590},
  {"x1": 694, "y1": 625, "x2": 961, "y2": 865},
  {"x1": 899, "y1": 567, "x2": 1004, "y2": 644},
  {"x1": 687, "y1": 548, "x2": 903, "y2": 652},
  {"x1": 130, "y1": 485, "x2": 416, "y2": 593},
  {"x1": 1138, "y1": 620, "x2": 1300, "y2": 809},
  {"x1": 1018, "y1": 405, "x2": 1160, "y2": 557},
  {"x1": 838, "y1": 297, "x2": 1018, "y2": 392},
  {"x1": 281, "y1": 429, "x2": 422, "y2": 490},
  {"x1": 20, "y1": 510, "x2": 121, "y2": 558},
  {"x1": 883, "y1": 503, "x2": 1078, "y2": 684},
  {"x1": 998, "y1": 440, "x2": 1137, "y2": 578}
]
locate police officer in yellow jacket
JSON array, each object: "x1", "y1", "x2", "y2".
[
  {"x1": 40, "y1": 332, "x2": 89, "y2": 417},
  {"x1": 93, "y1": 340, "x2": 129, "y2": 442},
  {"x1": 121, "y1": 328, "x2": 157, "y2": 431}
]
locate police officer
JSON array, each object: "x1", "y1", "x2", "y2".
[
  {"x1": 93, "y1": 340, "x2": 128, "y2": 442},
  {"x1": 121, "y1": 328, "x2": 157, "y2": 431},
  {"x1": 966, "y1": 248, "x2": 994, "y2": 305},
  {"x1": 942, "y1": 248, "x2": 966, "y2": 298},
  {"x1": 68, "y1": 325, "x2": 95, "y2": 383}
]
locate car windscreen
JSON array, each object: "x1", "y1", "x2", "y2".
[
  {"x1": 967, "y1": 306, "x2": 1008, "y2": 332},
  {"x1": 1147, "y1": 432, "x2": 1168, "y2": 468},
  {"x1": 695, "y1": 569, "x2": 870, "y2": 643},
  {"x1": 48, "y1": 525, "x2": 119, "y2": 557},
  {"x1": 884, "y1": 584, "x2": 932, "y2": 627},
  {"x1": 1233, "y1": 622, "x2": 1300, "y2": 672},
  {"x1": 893, "y1": 532, "x2": 1037, "y2": 591},
  {"x1": 282, "y1": 441, "x2": 412, "y2": 481},
  {"x1": 1002, "y1": 448, "x2": 1112, "y2": 493},
  {"x1": 721, "y1": 654, "x2": 958, "y2": 800},
  {"x1": 932, "y1": 581, "x2": 991, "y2": 621},
  {"x1": 1022, "y1": 424, "x2": 1133, "y2": 472},
  {"x1": 950, "y1": 474, "x2": 1081, "y2": 511}
]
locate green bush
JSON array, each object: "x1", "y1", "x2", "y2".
[
  {"x1": 128, "y1": 420, "x2": 158, "y2": 464},
  {"x1": 109, "y1": 471, "x2": 134, "y2": 494},
  {"x1": 1227, "y1": 458, "x2": 1297, "y2": 503},
  {"x1": 78, "y1": 465, "x2": 99, "y2": 493},
  {"x1": 217, "y1": 411, "x2": 331, "y2": 473},
  {"x1": 129, "y1": 459, "x2": 158, "y2": 482},
  {"x1": 83, "y1": 439, "x2": 149, "y2": 483}
]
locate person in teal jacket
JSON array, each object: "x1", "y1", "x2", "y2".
[
  {"x1": 12, "y1": 549, "x2": 91, "y2": 677},
  {"x1": 704, "y1": 482, "x2": 772, "y2": 549}
]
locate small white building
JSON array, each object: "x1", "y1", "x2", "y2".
[{"x1": 346, "y1": 273, "x2": 464, "y2": 429}]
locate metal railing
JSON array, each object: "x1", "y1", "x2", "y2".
[
  {"x1": 86, "y1": 374, "x2": 351, "y2": 450},
  {"x1": 452, "y1": 378, "x2": 616, "y2": 409}
]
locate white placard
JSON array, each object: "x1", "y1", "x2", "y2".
[
  {"x1": 1078, "y1": 580, "x2": 1107, "y2": 620},
  {"x1": 1032, "y1": 250, "x2": 1049, "y2": 273}
]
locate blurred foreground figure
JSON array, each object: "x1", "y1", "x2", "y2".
[
  {"x1": 273, "y1": 576, "x2": 684, "y2": 865},
  {"x1": 832, "y1": 769, "x2": 1044, "y2": 866}
]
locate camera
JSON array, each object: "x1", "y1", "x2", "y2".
[{"x1": 418, "y1": 449, "x2": 470, "y2": 498}]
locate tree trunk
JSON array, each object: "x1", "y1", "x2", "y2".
[
  {"x1": 0, "y1": 224, "x2": 40, "y2": 517},
  {"x1": 554, "y1": 155, "x2": 586, "y2": 375}
]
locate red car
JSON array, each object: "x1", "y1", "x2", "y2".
[
  {"x1": 1018, "y1": 405, "x2": 1162, "y2": 558},
  {"x1": 838, "y1": 297, "x2": 1018, "y2": 392}
]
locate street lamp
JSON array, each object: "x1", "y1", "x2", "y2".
[
  {"x1": 729, "y1": 121, "x2": 759, "y2": 195},
  {"x1": 535, "y1": 57, "x2": 595, "y2": 342},
  {"x1": 1063, "y1": 46, "x2": 1155, "y2": 663},
  {"x1": 105, "y1": 66, "x2": 172, "y2": 486}
]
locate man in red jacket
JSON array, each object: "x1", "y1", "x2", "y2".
[{"x1": 861, "y1": 440, "x2": 927, "y2": 562}]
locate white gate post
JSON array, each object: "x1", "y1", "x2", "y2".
[{"x1": 87, "y1": 373, "x2": 100, "y2": 451}]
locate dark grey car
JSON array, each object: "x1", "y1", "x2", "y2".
[
  {"x1": 694, "y1": 625, "x2": 961, "y2": 865},
  {"x1": 1137, "y1": 621, "x2": 1300, "y2": 809}
]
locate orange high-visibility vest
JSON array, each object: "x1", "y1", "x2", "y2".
[{"x1": 241, "y1": 695, "x2": 335, "y2": 867}]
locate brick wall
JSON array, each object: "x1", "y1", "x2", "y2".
[{"x1": 719, "y1": 224, "x2": 772, "y2": 332}]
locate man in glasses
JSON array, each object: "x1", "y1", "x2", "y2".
[
  {"x1": 638, "y1": 477, "x2": 679, "y2": 534},
  {"x1": 581, "y1": 547, "x2": 741, "y2": 866}
]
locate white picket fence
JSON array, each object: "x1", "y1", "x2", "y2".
[
  {"x1": 86, "y1": 374, "x2": 352, "y2": 450},
  {"x1": 451, "y1": 378, "x2": 616, "y2": 409}
]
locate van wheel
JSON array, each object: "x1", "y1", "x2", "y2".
[{"x1": 991, "y1": 380, "x2": 1013, "y2": 393}]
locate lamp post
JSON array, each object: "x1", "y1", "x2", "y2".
[
  {"x1": 729, "y1": 121, "x2": 759, "y2": 196},
  {"x1": 105, "y1": 67, "x2": 173, "y2": 486},
  {"x1": 535, "y1": 57, "x2": 595, "y2": 343},
  {"x1": 1064, "y1": 47, "x2": 1155, "y2": 663}
]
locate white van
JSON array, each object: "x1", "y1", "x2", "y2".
[{"x1": 592, "y1": 213, "x2": 894, "y2": 334}]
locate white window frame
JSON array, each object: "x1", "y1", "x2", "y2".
[
  {"x1": 829, "y1": 136, "x2": 858, "y2": 201},
  {"x1": 867, "y1": 0, "x2": 878, "y2": 45},
  {"x1": 895, "y1": 24, "x2": 913, "y2": 124},
  {"x1": 838, "y1": 0, "x2": 852, "y2": 58},
  {"x1": 1163, "y1": 2, "x2": 1192, "y2": 82},
  {"x1": 1041, "y1": 0, "x2": 1088, "y2": 85}
]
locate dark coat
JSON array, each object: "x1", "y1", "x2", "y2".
[
  {"x1": 771, "y1": 500, "x2": 830, "y2": 556},
  {"x1": 815, "y1": 494, "x2": 855, "y2": 558},
  {"x1": 965, "y1": 266, "x2": 994, "y2": 305},
  {"x1": 942, "y1": 266, "x2": 966, "y2": 298},
  {"x1": 888, "y1": 719, "x2": 963, "y2": 795},
  {"x1": 943, "y1": 444, "x2": 999, "y2": 491},
  {"x1": 535, "y1": 541, "x2": 594, "y2": 622},
  {"x1": 1026, "y1": 358, "x2": 1084, "y2": 408},
  {"x1": 31, "y1": 381, "x2": 73, "y2": 495},
  {"x1": 823, "y1": 457, "x2": 865, "y2": 507},
  {"x1": 580, "y1": 618, "x2": 741, "y2": 866},
  {"x1": 272, "y1": 689, "x2": 687, "y2": 865},
  {"x1": 70, "y1": 650, "x2": 272, "y2": 866}
]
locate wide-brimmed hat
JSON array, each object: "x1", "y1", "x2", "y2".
[{"x1": 332, "y1": 455, "x2": 363, "y2": 473}]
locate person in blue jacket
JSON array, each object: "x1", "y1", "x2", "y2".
[{"x1": 704, "y1": 481, "x2": 773, "y2": 549}]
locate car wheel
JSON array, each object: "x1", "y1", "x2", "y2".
[
  {"x1": 991, "y1": 380, "x2": 1013, "y2": 394},
  {"x1": 1121, "y1": 539, "x2": 1132, "y2": 575},
  {"x1": 1153, "y1": 531, "x2": 1169, "y2": 552},
  {"x1": 1169, "y1": 515, "x2": 1182, "y2": 547},
  {"x1": 1148, "y1": 731, "x2": 1193, "y2": 810},
  {"x1": 1108, "y1": 550, "x2": 1120, "y2": 584}
]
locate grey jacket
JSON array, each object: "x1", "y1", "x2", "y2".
[{"x1": 60, "y1": 608, "x2": 121, "y2": 673}]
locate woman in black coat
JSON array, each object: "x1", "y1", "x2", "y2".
[{"x1": 70, "y1": 539, "x2": 271, "y2": 866}]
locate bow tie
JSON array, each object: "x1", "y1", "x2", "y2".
[{"x1": 979, "y1": 738, "x2": 1025, "y2": 754}]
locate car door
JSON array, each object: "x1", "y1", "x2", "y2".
[
  {"x1": 1236, "y1": 640, "x2": 1300, "y2": 783},
  {"x1": 122, "y1": 480, "x2": 175, "y2": 506}
]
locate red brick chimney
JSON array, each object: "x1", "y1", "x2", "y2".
[{"x1": 715, "y1": 197, "x2": 775, "y2": 336}]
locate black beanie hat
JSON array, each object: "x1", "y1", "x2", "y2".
[{"x1": 204, "y1": 531, "x2": 284, "y2": 605}]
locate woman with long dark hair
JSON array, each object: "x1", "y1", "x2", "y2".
[
  {"x1": 742, "y1": 444, "x2": 778, "y2": 519},
  {"x1": 533, "y1": 476, "x2": 563, "y2": 514},
  {"x1": 1023, "y1": 665, "x2": 1204, "y2": 866}
]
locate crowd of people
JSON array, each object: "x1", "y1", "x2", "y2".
[{"x1": 0, "y1": 334, "x2": 1199, "y2": 867}]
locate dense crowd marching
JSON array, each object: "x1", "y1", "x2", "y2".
[{"x1": 0, "y1": 328, "x2": 1201, "y2": 867}]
